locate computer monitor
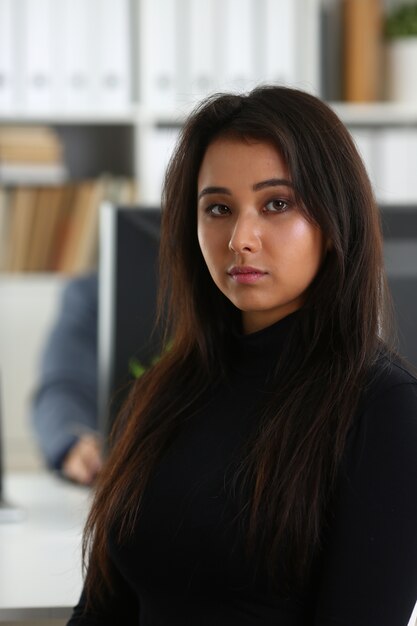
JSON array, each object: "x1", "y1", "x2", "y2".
[
  {"x1": 98, "y1": 204, "x2": 163, "y2": 443},
  {"x1": 381, "y1": 205, "x2": 417, "y2": 370}
]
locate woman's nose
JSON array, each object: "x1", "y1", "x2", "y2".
[{"x1": 228, "y1": 215, "x2": 262, "y2": 254}]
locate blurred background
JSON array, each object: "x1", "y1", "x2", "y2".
[
  {"x1": 0, "y1": 0, "x2": 417, "y2": 473},
  {"x1": 0, "y1": 0, "x2": 417, "y2": 626}
]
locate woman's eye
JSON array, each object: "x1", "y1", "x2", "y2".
[
  {"x1": 206, "y1": 204, "x2": 230, "y2": 216},
  {"x1": 265, "y1": 199, "x2": 290, "y2": 213}
]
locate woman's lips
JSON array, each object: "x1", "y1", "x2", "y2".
[{"x1": 228, "y1": 266, "x2": 267, "y2": 284}]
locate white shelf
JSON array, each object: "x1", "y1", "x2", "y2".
[
  {"x1": 0, "y1": 107, "x2": 138, "y2": 125},
  {"x1": 0, "y1": 104, "x2": 187, "y2": 127},
  {"x1": 330, "y1": 102, "x2": 417, "y2": 126},
  {"x1": 2, "y1": 102, "x2": 417, "y2": 130},
  {"x1": 136, "y1": 103, "x2": 192, "y2": 126},
  {"x1": 137, "y1": 101, "x2": 417, "y2": 128}
]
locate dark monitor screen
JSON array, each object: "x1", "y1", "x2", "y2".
[
  {"x1": 98, "y1": 204, "x2": 162, "y2": 441},
  {"x1": 381, "y1": 205, "x2": 417, "y2": 369}
]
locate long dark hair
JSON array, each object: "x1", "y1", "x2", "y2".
[{"x1": 83, "y1": 85, "x2": 394, "y2": 603}]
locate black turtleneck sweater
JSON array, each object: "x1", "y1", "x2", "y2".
[{"x1": 68, "y1": 312, "x2": 417, "y2": 626}]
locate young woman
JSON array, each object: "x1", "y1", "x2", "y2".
[{"x1": 68, "y1": 86, "x2": 417, "y2": 625}]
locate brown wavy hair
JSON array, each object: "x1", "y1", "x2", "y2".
[{"x1": 83, "y1": 85, "x2": 394, "y2": 604}]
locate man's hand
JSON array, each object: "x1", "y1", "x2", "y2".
[{"x1": 62, "y1": 434, "x2": 103, "y2": 486}]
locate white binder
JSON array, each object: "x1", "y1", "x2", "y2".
[
  {"x1": 0, "y1": 0, "x2": 15, "y2": 113},
  {"x1": 219, "y1": 0, "x2": 256, "y2": 93},
  {"x1": 96, "y1": 0, "x2": 131, "y2": 110},
  {"x1": 186, "y1": 0, "x2": 216, "y2": 101},
  {"x1": 21, "y1": 0, "x2": 55, "y2": 111},
  {"x1": 263, "y1": 0, "x2": 298, "y2": 86},
  {"x1": 377, "y1": 129, "x2": 417, "y2": 204},
  {"x1": 138, "y1": 124, "x2": 180, "y2": 204},
  {"x1": 139, "y1": 0, "x2": 178, "y2": 107},
  {"x1": 350, "y1": 129, "x2": 379, "y2": 197},
  {"x1": 58, "y1": 0, "x2": 96, "y2": 111}
]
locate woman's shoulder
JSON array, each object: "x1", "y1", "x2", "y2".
[
  {"x1": 341, "y1": 353, "x2": 417, "y2": 480},
  {"x1": 363, "y1": 349, "x2": 417, "y2": 396},
  {"x1": 355, "y1": 351, "x2": 417, "y2": 434}
]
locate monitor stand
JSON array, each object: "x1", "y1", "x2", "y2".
[{"x1": 0, "y1": 375, "x2": 25, "y2": 523}]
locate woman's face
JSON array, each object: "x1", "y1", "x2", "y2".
[{"x1": 197, "y1": 136, "x2": 327, "y2": 334}]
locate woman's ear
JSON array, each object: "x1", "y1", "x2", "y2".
[{"x1": 325, "y1": 238, "x2": 333, "y2": 252}]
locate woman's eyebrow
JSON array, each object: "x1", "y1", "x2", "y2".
[
  {"x1": 252, "y1": 178, "x2": 294, "y2": 191},
  {"x1": 198, "y1": 186, "x2": 231, "y2": 200},
  {"x1": 198, "y1": 178, "x2": 294, "y2": 201}
]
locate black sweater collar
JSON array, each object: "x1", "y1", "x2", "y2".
[{"x1": 231, "y1": 310, "x2": 303, "y2": 377}]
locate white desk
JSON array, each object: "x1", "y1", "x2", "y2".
[{"x1": 0, "y1": 472, "x2": 90, "y2": 622}]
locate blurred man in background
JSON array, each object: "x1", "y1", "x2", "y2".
[{"x1": 31, "y1": 273, "x2": 101, "y2": 486}]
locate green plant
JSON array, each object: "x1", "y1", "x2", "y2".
[
  {"x1": 385, "y1": 2, "x2": 417, "y2": 38},
  {"x1": 128, "y1": 340, "x2": 173, "y2": 379}
]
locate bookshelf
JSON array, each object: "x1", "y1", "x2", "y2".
[
  {"x1": 0, "y1": 124, "x2": 137, "y2": 275},
  {"x1": 0, "y1": 0, "x2": 137, "y2": 277},
  {"x1": 2, "y1": 0, "x2": 417, "y2": 277}
]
